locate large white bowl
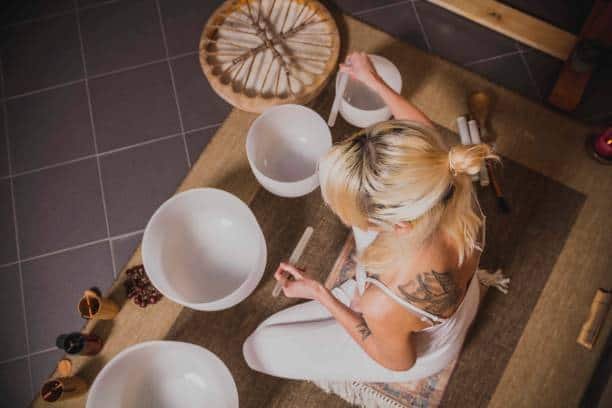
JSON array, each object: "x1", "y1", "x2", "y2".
[
  {"x1": 87, "y1": 341, "x2": 238, "y2": 408},
  {"x1": 337, "y1": 54, "x2": 402, "y2": 128},
  {"x1": 142, "y1": 188, "x2": 266, "y2": 311},
  {"x1": 246, "y1": 104, "x2": 332, "y2": 198}
]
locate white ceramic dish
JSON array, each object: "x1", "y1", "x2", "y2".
[
  {"x1": 87, "y1": 341, "x2": 238, "y2": 408},
  {"x1": 142, "y1": 188, "x2": 266, "y2": 311},
  {"x1": 337, "y1": 54, "x2": 402, "y2": 128},
  {"x1": 246, "y1": 104, "x2": 332, "y2": 198}
]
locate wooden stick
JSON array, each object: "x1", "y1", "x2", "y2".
[
  {"x1": 272, "y1": 226, "x2": 314, "y2": 297},
  {"x1": 578, "y1": 289, "x2": 611, "y2": 350}
]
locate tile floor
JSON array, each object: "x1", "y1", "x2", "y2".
[{"x1": 0, "y1": 0, "x2": 608, "y2": 405}]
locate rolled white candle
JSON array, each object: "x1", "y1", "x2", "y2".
[
  {"x1": 457, "y1": 116, "x2": 471, "y2": 145},
  {"x1": 468, "y1": 120, "x2": 489, "y2": 186}
]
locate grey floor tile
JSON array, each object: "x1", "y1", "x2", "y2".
[
  {"x1": 0, "y1": 108, "x2": 8, "y2": 177},
  {"x1": 574, "y1": 67, "x2": 612, "y2": 122},
  {"x1": 89, "y1": 62, "x2": 181, "y2": 152},
  {"x1": 500, "y1": 0, "x2": 594, "y2": 35},
  {"x1": 78, "y1": 0, "x2": 119, "y2": 7},
  {"x1": 111, "y1": 232, "x2": 143, "y2": 274},
  {"x1": 6, "y1": 83, "x2": 94, "y2": 173},
  {"x1": 356, "y1": 1, "x2": 428, "y2": 51},
  {"x1": 78, "y1": 0, "x2": 165, "y2": 76},
  {"x1": 0, "y1": 0, "x2": 74, "y2": 25},
  {"x1": 0, "y1": 357, "x2": 32, "y2": 408},
  {"x1": 331, "y1": 0, "x2": 407, "y2": 14},
  {"x1": 13, "y1": 158, "x2": 107, "y2": 259},
  {"x1": 186, "y1": 126, "x2": 218, "y2": 165},
  {"x1": 0, "y1": 13, "x2": 83, "y2": 97},
  {"x1": 0, "y1": 179, "x2": 17, "y2": 264},
  {"x1": 100, "y1": 136, "x2": 188, "y2": 236},
  {"x1": 158, "y1": 0, "x2": 222, "y2": 57},
  {"x1": 468, "y1": 54, "x2": 540, "y2": 100},
  {"x1": 0, "y1": 264, "x2": 28, "y2": 362},
  {"x1": 30, "y1": 349, "x2": 64, "y2": 398},
  {"x1": 171, "y1": 54, "x2": 231, "y2": 131},
  {"x1": 22, "y1": 241, "x2": 114, "y2": 352},
  {"x1": 522, "y1": 48, "x2": 562, "y2": 100},
  {"x1": 414, "y1": 0, "x2": 517, "y2": 65}
]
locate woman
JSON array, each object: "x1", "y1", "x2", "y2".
[{"x1": 242, "y1": 52, "x2": 501, "y2": 382}]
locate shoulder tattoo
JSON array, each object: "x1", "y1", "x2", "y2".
[
  {"x1": 397, "y1": 270, "x2": 460, "y2": 316},
  {"x1": 356, "y1": 313, "x2": 372, "y2": 341}
]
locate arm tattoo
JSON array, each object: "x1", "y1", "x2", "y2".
[
  {"x1": 397, "y1": 270, "x2": 460, "y2": 316},
  {"x1": 356, "y1": 314, "x2": 372, "y2": 341}
]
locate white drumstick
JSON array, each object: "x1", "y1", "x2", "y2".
[
  {"x1": 272, "y1": 226, "x2": 314, "y2": 297},
  {"x1": 328, "y1": 72, "x2": 348, "y2": 127}
]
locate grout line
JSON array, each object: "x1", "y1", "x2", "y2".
[
  {"x1": 11, "y1": 154, "x2": 98, "y2": 178},
  {"x1": 184, "y1": 122, "x2": 224, "y2": 135},
  {"x1": 0, "y1": 57, "x2": 34, "y2": 399},
  {"x1": 0, "y1": 354, "x2": 28, "y2": 365},
  {"x1": 21, "y1": 237, "x2": 110, "y2": 264},
  {"x1": 463, "y1": 50, "x2": 523, "y2": 67},
  {"x1": 411, "y1": 0, "x2": 432, "y2": 52},
  {"x1": 0, "y1": 260, "x2": 19, "y2": 269},
  {"x1": 515, "y1": 43, "x2": 543, "y2": 100},
  {"x1": 154, "y1": 0, "x2": 192, "y2": 168},
  {"x1": 28, "y1": 347, "x2": 60, "y2": 358},
  {"x1": 0, "y1": 347, "x2": 60, "y2": 366},
  {"x1": 168, "y1": 50, "x2": 199, "y2": 61},
  {"x1": 4, "y1": 79, "x2": 86, "y2": 101},
  {"x1": 353, "y1": 0, "x2": 414, "y2": 16},
  {"x1": 87, "y1": 57, "x2": 168, "y2": 80},
  {"x1": 112, "y1": 228, "x2": 145, "y2": 240},
  {"x1": 20, "y1": 227, "x2": 145, "y2": 265},
  {"x1": 98, "y1": 132, "x2": 183, "y2": 157},
  {"x1": 74, "y1": 0, "x2": 117, "y2": 279}
]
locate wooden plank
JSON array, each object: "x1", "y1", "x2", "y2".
[
  {"x1": 548, "y1": 0, "x2": 612, "y2": 111},
  {"x1": 426, "y1": 0, "x2": 577, "y2": 60}
]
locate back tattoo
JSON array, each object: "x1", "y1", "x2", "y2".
[{"x1": 396, "y1": 270, "x2": 460, "y2": 316}]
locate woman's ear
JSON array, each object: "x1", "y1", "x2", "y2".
[{"x1": 394, "y1": 221, "x2": 412, "y2": 234}]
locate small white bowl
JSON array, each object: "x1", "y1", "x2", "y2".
[
  {"x1": 87, "y1": 341, "x2": 238, "y2": 408},
  {"x1": 246, "y1": 104, "x2": 332, "y2": 198},
  {"x1": 338, "y1": 54, "x2": 402, "y2": 128},
  {"x1": 142, "y1": 188, "x2": 266, "y2": 311}
]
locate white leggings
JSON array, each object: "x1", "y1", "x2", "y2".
[{"x1": 242, "y1": 279, "x2": 478, "y2": 382}]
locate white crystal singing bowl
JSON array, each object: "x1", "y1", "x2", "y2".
[
  {"x1": 246, "y1": 104, "x2": 332, "y2": 198},
  {"x1": 337, "y1": 54, "x2": 402, "y2": 128},
  {"x1": 142, "y1": 188, "x2": 267, "y2": 311},
  {"x1": 87, "y1": 341, "x2": 238, "y2": 408}
]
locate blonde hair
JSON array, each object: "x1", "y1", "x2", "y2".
[{"x1": 318, "y1": 120, "x2": 499, "y2": 274}]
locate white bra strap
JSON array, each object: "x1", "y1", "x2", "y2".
[{"x1": 364, "y1": 278, "x2": 445, "y2": 324}]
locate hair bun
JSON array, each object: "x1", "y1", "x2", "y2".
[{"x1": 448, "y1": 144, "x2": 495, "y2": 176}]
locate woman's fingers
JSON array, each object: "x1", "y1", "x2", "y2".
[{"x1": 278, "y1": 262, "x2": 304, "y2": 280}]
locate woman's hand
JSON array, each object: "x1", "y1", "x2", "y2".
[
  {"x1": 274, "y1": 262, "x2": 325, "y2": 300},
  {"x1": 339, "y1": 52, "x2": 381, "y2": 90}
]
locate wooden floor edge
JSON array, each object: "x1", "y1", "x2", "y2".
[{"x1": 426, "y1": 0, "x2": 577, "y2": 60}]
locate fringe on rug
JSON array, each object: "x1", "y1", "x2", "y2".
[
  {"x1": 313, "y1": 380, "x2": 405, "y2": 408},
  {"x1": 476, "y1": 268, "x2": 510, "y2": 294}
]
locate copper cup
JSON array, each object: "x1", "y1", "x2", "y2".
[
  {"x1": 78, "y1": 289, "x2": 119, "y2": 320},
  {"x1": 41, "y1": 376, "x2": 87, "y2": 402}
]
